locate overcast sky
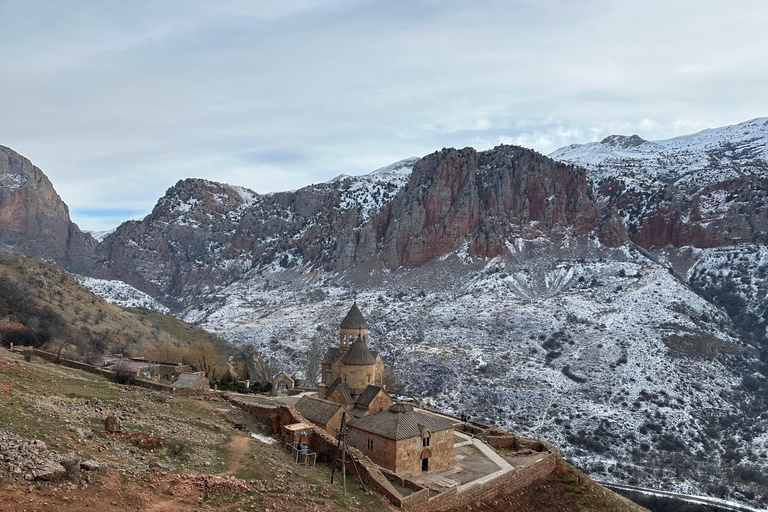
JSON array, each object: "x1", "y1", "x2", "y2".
[{"x1": 1, "y1": 0, "x2": 767, "y2": 230}]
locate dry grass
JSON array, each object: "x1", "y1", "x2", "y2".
[{"x1": 0, "y1": 254, "x2": 228, "y2": 358}]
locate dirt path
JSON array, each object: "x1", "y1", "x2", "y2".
[{"x1": 223, "y1": 434, "x2": 251, "y2": 475}]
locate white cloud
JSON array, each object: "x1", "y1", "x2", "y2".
[{"x1": 0, "y1": 0, "x2": 766, "y2": 230}]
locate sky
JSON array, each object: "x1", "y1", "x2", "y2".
[{"x1": 1, "y1": 1, "x2": 767, "y2": 231}]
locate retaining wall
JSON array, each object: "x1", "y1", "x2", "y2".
[
  {"x1": 224, "y1": 395, "x2": 406, "y2": 507},
  {"x1": 403, "y1": 450, "x2": 561, "y2": 511},
  {"x1": 12, "y1": 347, "x2": 212, "y2": 397}
]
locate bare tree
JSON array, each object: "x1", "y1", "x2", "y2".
[
  {"x1": 303, "y1": 335, "x2": 323, "y2": 388},
  {"x1": 383, "y1": 364, "x2": 404, "y2": 394},
  {"x1": 241, "y1": 346, "x2": 279, "y2": 383},
  {"x1": 185, "y1": 341, "x2": 223, "y2": 379},
  {"x1": 112, "y1": 359, "x2": 136, "y2": 385}
]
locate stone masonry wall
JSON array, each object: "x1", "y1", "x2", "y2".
[
  {"x1": 224, "y1": 395, "x2": 406, "y2": 507},
  {"x1": 401, "y1": 450, "x2": 562, "y2": 512}
]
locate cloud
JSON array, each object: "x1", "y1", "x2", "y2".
[{"x1": 0, "y1": 1, "x2": 766, "y2": 230}]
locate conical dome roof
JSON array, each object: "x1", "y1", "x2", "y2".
[
  {"x1": 389, "y1": 402, "x2": 414, "y2": 413},
  {"x1": 340, "y1": 302, "x2": 368, "y2": 329},
  {"x1": 341, "y1": 335, "x2": 376, "y2": 365}
]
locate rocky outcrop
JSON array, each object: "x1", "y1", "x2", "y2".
[
  {"x1": 598, "y1": 175, "x2": 768, "y2": 249},
  {"x1": 361, "y1": 146, "x2": 626, "y2": 268},
  {"x1": 0, "y1": 146, "x2": 95, "y2": 271},
  {"x1": 88, "y1": 145, "x2": 627, "y2": 300},
  {"x1": 551, "y1": 117, "x2": 768, "y2": 250},
  {"x1": 0, "y1": 429, "x2": 65, "y2": 481}
]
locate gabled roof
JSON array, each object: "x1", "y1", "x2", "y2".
[
  {"x1": 322, "y1": 347, "x2": 340, "y2": 365},
  {"x1": 341, "y1": 336, "x2": 376, "y2": 365},
  {"x1": 348, "y1": 406, "x2": 454, "y2": 440},
  {"x1": 340, "y1": 303, "x2": 368, "y2": 329},
  {"x1": 356, "y1": 385, "x2": 383, "y2": 406},
  {"x1": 172, "y1": 373, "x2": 205, "y2": 389},
  {"x1": 326, "y1": 377, "x2": 354, "y2": 404},
  {"x1": 295, "y1": 396, "x2": 344, "y2": 425}
]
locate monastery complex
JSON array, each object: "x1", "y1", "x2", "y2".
[{"x1": 295, "y1": 303, "x2": 454, "y2": 477}]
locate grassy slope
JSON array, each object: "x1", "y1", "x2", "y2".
[
  {"x1": 0, "y1": 253, "x2": 228, "y2": 357},
  {"x1": 0, "y1": 346, "x2": 387, "y2": 511}
]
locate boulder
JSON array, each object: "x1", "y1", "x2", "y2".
[
  {"x1": 80, "y1": 459, "x2": 100, "y2": 471},
  {"x1": 104, "y1": 415, "x2": 121, "y2": 433},
  {"x1": 34, "y1": 461, "x2": 66, "y2": 481}
]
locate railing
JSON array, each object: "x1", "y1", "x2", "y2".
[{"x1": 284, "y1": 442, "x2": 317, "y2": 467}]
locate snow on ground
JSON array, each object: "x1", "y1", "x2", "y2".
[
  {"x1": 550, "y1": 117, "x2": 768, "y2": 192},
  {"x1": 75, "y1": 276, "x2": 170, "y2": 313},
  {"x1": 172, "y1": 238, "x2": 762, "y2": 506}
]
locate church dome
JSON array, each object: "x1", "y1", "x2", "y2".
[
  {"x1": 389, "y1": 402, "x2": 414, "y2": 413},
  {"x1": 341, "y1": 335, "x2": 376, "y2": 365},
  {"x1": 340, "y1": 302, "x2": 368, "y2": 329}
]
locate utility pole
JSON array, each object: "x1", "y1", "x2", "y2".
[{"x1": 330, "y1": 412, "x2": 366, "y2": 494}]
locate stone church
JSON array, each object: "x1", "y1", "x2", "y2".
[{"x1": 295, "y1": 303, "x2": 454, "y2": 477}]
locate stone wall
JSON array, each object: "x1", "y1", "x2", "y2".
[
  {"x1": 224, "y1": 396, "x2": 407, "y2": 507},
  {"x1": 224, "y1": 394, "x2": 564, "y2": 512},
  {"x1": 401, "y1": 450, "x2": 562, "y2": 512},
  {"x1": 12, "y1": 347, "x2": 213, "y2": 398}
]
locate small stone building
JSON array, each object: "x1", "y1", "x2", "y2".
[
  {"x1": 294, "y1": 395, "x2": 345, "y2": 433},
  {"x1": 271, "y1": 371, "x2": 295, "y2": 396},
  {"x1": 348, "y1": 403, "x2": 454, "y2": 477}
]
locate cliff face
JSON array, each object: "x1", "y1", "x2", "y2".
[
  {"x1": 0, "y1": 146, "x2": 94, "y2": 272},
  {"x1": 551, "y1": 117, "x2": 768, "y2": 251},
  {"x1": 87, "y1": 146, "x2": 626, "y2": 300},
  {"x1": 362, "y1": 146, "x2": 626, "y2": 269}
]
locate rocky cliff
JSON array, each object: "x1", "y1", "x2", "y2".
[
  {"x1": 89, "y1": 147, "x2": 627, "y2": 302},
  {"x1": 0, "y1": 145, "x2": 95, "y2": 272}
]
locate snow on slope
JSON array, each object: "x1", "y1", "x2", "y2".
[
  {"x1": 549, "y1": 117, "x2": 768, "y2": 192},
  {"x1": 179, "y1": 239, "x2": 763, "y2": 505},
  {"x1": 76, "y1": 276, "x2": 170, "y2": 313},
  {"x1": 331, "y1": 157, "x2": 419, "y2": 220}
]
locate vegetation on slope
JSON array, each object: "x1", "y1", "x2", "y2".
[
  {"x1": 0, "y1": 346, "x2": 387, "y2": 512},
  {"x1": 0, "y1": 253, "x2": 230, "y2": 361}
]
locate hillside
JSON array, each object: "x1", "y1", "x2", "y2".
[
  {"x1": 1, "y1": 123, "x2": 767, "y2": 509},
  {"x1": 0, "y1": 346, "x2": 649, "y2": 511},
  {"x1": 0, "y1": 253, "x2": 229, "y2": 359}
]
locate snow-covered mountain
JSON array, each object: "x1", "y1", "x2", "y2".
[
  {"x1": 1, "y1": 121, "x2": 767, "y2": 508},
  {"x1": 550, "y1": 117, "x2": 768, "y2": 194}
]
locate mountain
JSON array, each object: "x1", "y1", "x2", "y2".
[
  {"x1": 89, "y1": 146, "x2": 626, "y2": 304},
  {"x1": 550, "y1": 118, "x2": 768, "y2": 361},
  {"x1": 0, "y1": 146, "x2": 95, "y2": 272},
  {"x1": 1, "y1": 125, "x2": 767, "y2": 508},
  {"x1": 81, "y1": 142, "x2": 763, "y2": 507}
]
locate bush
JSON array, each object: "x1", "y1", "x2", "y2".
[{"x1": 166, "y1": 438, "x2": 191, "y2": 458}]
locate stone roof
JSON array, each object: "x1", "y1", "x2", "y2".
[
  {"x1": 356, "y1": 385, "x2": 383, "y2": 406},
  {"x1": 340, "y1": 303, "x2": 368, "y2": 329},
  {"x1": 171, "y1": 373, "x2": 205, "y2": 388},
  {"x1": 322, "y1": 347, "x2": 340, "y2": 365},
  {"x1": 341, "y1": 336, "x2": 376, "y2": 365},
  {"x1": 348, "y1": 407, "x2": 454, "y2": 440},
  {"x1": 294, "y1": 396, "x2": 344, "y2": 425},
  {"x1": 326, "y1": 378, "x2": 354, "y2": 404}
]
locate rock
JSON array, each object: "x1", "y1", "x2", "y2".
[
  {"x1": 61, "y1": 458, "x2": 81, "y2": 480},
  {"x1": 34, "y1": 461, "x2": 66, "y2": 481},
  {"x1": 80, "y1": 459, "x2": 100, "y2": 471},
  {"x1": 0, "y1": 145, "x2": 95, "y2": 271},
  {"x1": 104, "y1": 415, "x2": 121, "y2": 433}
]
